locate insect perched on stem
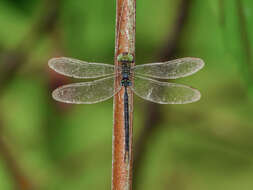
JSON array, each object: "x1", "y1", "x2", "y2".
[{"x1": 48, "y1": 52, "x2": 204, "y2": 161}]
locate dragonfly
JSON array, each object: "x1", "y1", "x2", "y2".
[{"x1": 48, "y1": 52, "x2": 204, "y2": 161}]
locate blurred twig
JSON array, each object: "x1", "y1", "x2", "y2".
[
  {"x1": 219, "y1": 0, "x2": 225, "y2": 26},
  {"x1": 0, "y1": 0, "x2": 61, "y2": 91},
  {"x1": 0, "y1": 116, "x2": 34, "y2": 190},
  {"x1": 0, "y1": 137, "x2": 34, "y2": 190},
  {"x1": 237, "y1": 0, "x2": 253, "y2": 77},
  {"x1": 160, "y1": 0, "x2": 192, "y2": 59},
  {"x1": 0, "y1": 0, "x2": 61, "y2": 188},
  {"x1": 133, "y1": 0, "x2": 193, "y2": 189}
]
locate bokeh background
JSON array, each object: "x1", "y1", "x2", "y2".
[{"x1": 0, "y1": 0, "x2": 253, "y2": 189}]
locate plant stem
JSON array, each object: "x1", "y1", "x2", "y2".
[{"x1": 112, "y1": 0, "x2": 135, "y2": 189}]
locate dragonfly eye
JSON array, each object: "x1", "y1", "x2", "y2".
[{"x1": 117, "y1": 52, "x2": 134, "y2": 63}]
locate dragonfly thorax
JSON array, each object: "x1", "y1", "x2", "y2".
[
  {"x1": 121, "y1": 63, "x2": 132, "y2": 87},
  {"x1": 121, "y1": 78, "x2": 132, "y2": 87}
]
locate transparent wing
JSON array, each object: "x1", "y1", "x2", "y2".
[
  {"x1": 52, "y1": 76, "x2": 121, "y2": 104},
  {"x1": 48, "y1": 57, "x2": 115, "y2": 79},
  {"x1": 131, "y1": 75, "x2": 201, "y2": 104},
  {"x1": 133, "y1": 57, "x2": 204, "y2": 79}
]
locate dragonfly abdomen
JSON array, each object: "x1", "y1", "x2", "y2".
[{"x1": 124, "y1": 86, "x2": 130, "y2": 161}]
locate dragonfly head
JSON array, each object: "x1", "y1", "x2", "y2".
[{"x1": 117, "y1": 52, "x2": 134, "y2": 64}]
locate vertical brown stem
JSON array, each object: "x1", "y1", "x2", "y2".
[{"x1": 112, "y1": 0, "x2": 136, "y2": 189}]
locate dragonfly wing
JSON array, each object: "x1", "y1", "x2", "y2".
[
  {"x1": 133, "y1": 57, "x2": 204, "y2": 79},
  {"x1": 49, "y1": 57, "x2": 115, "y2": 78},
  {"x1": 52, "y1": 76, "x2": 121, "y2": 104},
  {"x1": 131, "y1": 75, "x2": 201, "y2": 104}
]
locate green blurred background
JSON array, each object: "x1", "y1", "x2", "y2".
[{"x1": 0, "y1": 0, "x2": 253, "y2": 189}]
